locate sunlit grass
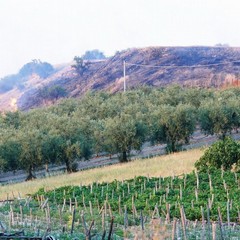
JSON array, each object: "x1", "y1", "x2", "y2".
[{"x1": 0, "y1": 148, "x2": 203, "y2": 200}]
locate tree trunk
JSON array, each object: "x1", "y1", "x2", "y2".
[
  {"x1": 167, "y1": 141, "x2": 177, "y2": 153},
  {"x1": 121, "y1": 151, "x2": 128, "y2": 162},
  {"x1": 172, "y1": 141, "x2": 176, "y2": 152},
  {"x1": 65, "y1": 159, "x2": 72, "y2": 173},
  {"x1": 45, "y1": 163, "x2": 49, "y2": 173},
  {"x1": 220, "y1": 132, "x2": 226, "y2": 140},
  {"x1": 25, "y1": 165, "x2": 36, "y2": 181}
]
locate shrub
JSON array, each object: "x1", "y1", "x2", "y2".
[
  {"x1": 195, "y1": 137, "x2": 240, "y2": 171},
  {"x1": 38, "y1": 85, "x2": 67, "y2": 101}
]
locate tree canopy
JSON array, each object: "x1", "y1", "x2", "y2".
[
  {"x1": 195, "y1": 137, "x2": 240, "y2": 171},
  {"x1": 82, "y1": 49, "x2": 106, "y2": 60},
  {"x1": 71, "y1": 56, "x2": 90, "y2": 76},
  {"x1": 0, "y1": 86, "x2": 239, "y2": 179},
  {"x1": 0, "y1": 60, "x2": 54, "y2": 93}
]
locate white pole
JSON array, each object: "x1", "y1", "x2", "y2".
[{"x1": 123, "y1": 61, "x2": 126, "y2": 92}]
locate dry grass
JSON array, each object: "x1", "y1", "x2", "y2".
[{"x1": 0, "y1": 148, "x2": 203, "y2": 200}]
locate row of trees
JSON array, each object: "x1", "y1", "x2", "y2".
[{"x1": 0, "y1": 85, "x2": 239, "y2": 179}]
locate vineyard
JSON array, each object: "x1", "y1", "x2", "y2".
[{"x1": 0, "y1": 169, "x2": 240, "y2": 239}]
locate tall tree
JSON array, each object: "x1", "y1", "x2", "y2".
[
  {"x1": 199, "y1": 99, "x2": 238, "y2": 138},
  {"x1": 151, "y1": 104, "x2": 196, "y2": 152},
  {"x1": 71, "y1": 56, "x2": 90, "y2": 76},
  {"x1": 41, "y1": 134, "x2": 62, "y2": 172},
  {"x1": 0, "y1": 140, "x2": 21, "y2": 172},
  {"x1": 19, "y1": 59, "x2": 54, "y2": 78},
  {"x1": 17, "y1": 129, "x2": 43, "y2": 180},
  {"x1": 82, "y1": 49, "x2": 106, "y2": 60},
  {"x1": 104, "y1": 113, "x2": 146, "y2": 162}
]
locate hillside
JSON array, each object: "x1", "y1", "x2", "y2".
[{"x1": 1, "y1": 46, "x2": 240, "y2": 111}]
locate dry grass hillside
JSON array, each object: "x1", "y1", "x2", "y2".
[{"x1": 1, "y1": 46, "x2": 240, "y2": 111}]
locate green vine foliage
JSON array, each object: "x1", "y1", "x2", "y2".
[
  {"x1": 31, "y1": 170, "x2": 240, "y2": 222},
  {"x1": 195, "y1": 137, "x2": 240, "y2": 171}
]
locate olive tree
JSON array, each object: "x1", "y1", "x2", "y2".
[
  {"x1": 17, "y1": 129, "x2": 44, "y2": 180},
  {"x1": 71, "y1": 56, "x2": 90, "y2": 76},
  {"x1": 104, "y1": 113, "x2": 146, "y2": 162},
  {"x1": 199, "y1": 99, "x2": 238, "y2": 139},
  {"x1": 0, "y1": 140, "x2": 21, "y2": 172},
  {"x1": 151, "y1": 104, "x2": 196, "y2": 152}
]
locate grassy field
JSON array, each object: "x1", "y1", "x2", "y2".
[{"x1": 0, "y1": 148, "x2": 203, "y2": 200}]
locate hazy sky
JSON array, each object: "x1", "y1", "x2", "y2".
[{"x1": 0, "y1": 0, "x2": 239, "y2": 78}]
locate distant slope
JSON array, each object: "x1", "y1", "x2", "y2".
[{"x1": 1, "y1": 46, "x2": 240, "y2": 111}]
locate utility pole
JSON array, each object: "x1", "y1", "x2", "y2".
[{"x1": 123, "y1": 61, "x2": 126, "y2": 92}]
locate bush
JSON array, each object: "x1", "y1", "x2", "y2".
[
  {"x1": 19, "y1": 60, "x2": 54, "y2": 78},
  {"x1": 38, "y1": 85, "x2": 67, "y2": 101},
  {"x1": 82, "y1": 49, "x2": 106, "y2": 60},
  {"x1": 195, "y1": 137, "x2": 240, "y2": 171}
]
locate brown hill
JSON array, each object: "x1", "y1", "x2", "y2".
[{"x1": 1, "y1": 46, "x2": 240, "y2": 111}]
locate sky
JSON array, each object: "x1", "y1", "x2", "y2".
[{"x1": 0, "y1": 0, "x2": 240, "y2": 78}]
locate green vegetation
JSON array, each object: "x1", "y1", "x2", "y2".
[
  {"x1": 71, "y1": 49, "x2": 106, "y2": 76},
  {"x1": 151, "y1": 104, "x2": 196, "y2": 152},
  {"x1": 1, "y1": 168, "x2": 239, "y2": 238},
  {"x1": 0, "y1": 86, "x2": 239, "y2": 179},
  {"x1": 82, "y1": 49, "x2": 106, "y2": 60},
  {"x1": 199, "y1": 98, "x2": 239, "y2": 138},
  {"x1": 195, "y1": 137, "x2": 240, "y2": 171},
  {"x1": 104, "y1": 113, "x2": 146, "y2": 162},
  {"x1": 0, "y1": 59, "x2": 54, "y2": 93},
  {"x1": 71, "y1": 56, "x2": 90, "y2": 76},
  {"x1": 31, "y1": 170, "x2": 240, "y2": 221},
  {"x1": 0, "y1": 74, "x2": 19, "y2": 92},
  {"x1": 19, "y1": 59, "x2": 54, "y2": 79},
  {"x1": 0, "y1": 148, "x2": 201, "y2": 200},
  {"x1": 37, "y1": 85, "x2": 67, "y2": 103}
]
